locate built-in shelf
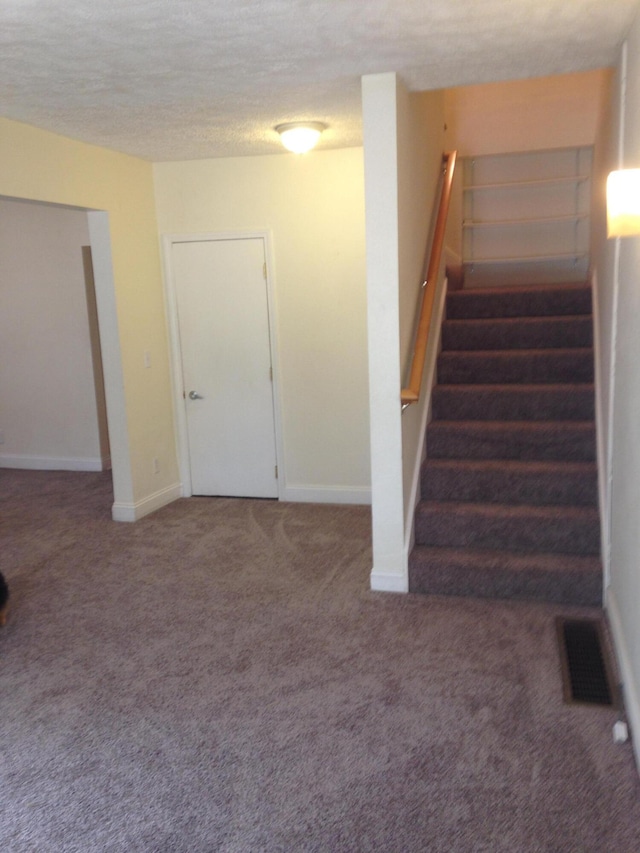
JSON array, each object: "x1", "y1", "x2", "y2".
[
  {"x1": 462, "y1": 147, "x2": 592, "y2": 287},
  {"x1": 464, "y1": 213, "x2": 590, "y2": 229},
  {"x1": 467, "y1": 252, "x2": 589, "y2": 266},
  {"x1": 464, "y1": 175, "x2": 591, "y2": 192}
]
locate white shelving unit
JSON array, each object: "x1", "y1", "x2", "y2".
[{"x1": 462, "y1": 147, "x2": 592, "y2": 287}]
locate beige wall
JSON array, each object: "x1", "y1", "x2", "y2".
[
  {"x1": 446, "y1": 69, "x2": 609, "y2": 157},
  {"x1": 397, "y1": 90, "x2": 447, "y2": 377},
  {"x1": 153, "y1": 148, "x2": 370, "y2": 501},
  {"x1": 0, "y1": 117, "x2": 179, "y2": 515},
  {"x1": 0, "y1": 199, "x2": 109, "y2": 469},
  {"x1": 396, "y1": 88, "x2": 447, "y2": 536}
]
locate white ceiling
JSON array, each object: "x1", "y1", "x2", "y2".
[{"x1": 1, "y1": 0, "x2": 638, "y2": 162}]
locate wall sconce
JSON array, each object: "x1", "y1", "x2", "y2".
[
  {"x1": 275, "y1": 122, "x2": 327, "y2": 154},
  {"x1": 607, "y1": 169, "x2": 640, "y2": 237}
]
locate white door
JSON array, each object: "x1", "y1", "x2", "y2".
[{"x1": 172, "y1": 237, "x2": 278, "y2": 498}]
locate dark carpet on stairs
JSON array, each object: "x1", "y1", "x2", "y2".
[
  {"x1": 2, "y1": 469, "x2": 640, "y2": 852},
  {"x1": 410, "y1": 281, "x2": 602, "y2": 606}
]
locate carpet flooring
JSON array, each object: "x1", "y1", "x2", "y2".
[{"x1": 1, "y1": 469, "x2": 639, "y2": 852}]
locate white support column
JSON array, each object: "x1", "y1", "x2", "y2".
[
  {"x1": 362, "y1": 73, "x2": 407, "y2": 592},
  {"x1": 87, "y1": 211, "x2": 135, "y2": 519}
]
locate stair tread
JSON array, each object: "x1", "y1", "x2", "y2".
[
  {"x1": 446, "y1": 283, "x2": 592, "y2": 319},
  {"x1": 429, "y1": 419, "x2": 594, "y2": 429},
  {"x1": 447, "y1": 282, "x2": 591, "y2": 302},
  {"x1": 421, "y1": 458, "x2": 598, "y2": 507},
  {"x1": 449, "y1": 282, "x2": 590, "y2": 297},
  {"x1": 416, "y1": 500, "x2": 599, "y2": 519},
  {"x1": 441, "y1": 315, "x2": 594, "y2": 350},
  {"x1": 439, "y1": 347, "x2": 593, "y2": 359},
  {"x1": 427, "y1": 419, "x2": 596, "y2": 462},
  {"x1": 443, "y1": 314, "x2": 592, "y2": 325},
  {"x1": 410, "y1": 544, "x2": 601, "y2": 571},
  {"x1": 431, "y1": 383, "x2": 595, "y2": 422},
  {"x1": 433, "y1": 382, "x2": 594, "y2": 391},
  {"x1": 414, "y1": 499, "x2": 600, "y2": 555},
  {"x1": 408, "y1": 545, "x2": 602, "y2": 605},
  {"x1": 423, "y1": 458, "x2": 597, "y2": 473},
  {"x1": 437, "y1": 347, "x2": 594, "y2": 384}
]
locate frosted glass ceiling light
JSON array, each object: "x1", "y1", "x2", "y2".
[
  {"x1": 276, "y1": 122, "x2": 326, "y2": 154},
  {"x1": 607, "y1": 169, "x2": 640, "y2": 237}
]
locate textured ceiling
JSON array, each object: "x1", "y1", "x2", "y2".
[{"x1": 1, "y1": 0, "x2": 638, "y2": 161}]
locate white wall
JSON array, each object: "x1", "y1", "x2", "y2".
[
  {"x1": 0, "y1": 198, "x2": 109, "y2": 470},
  {"x1": 593, "y1": 6, "x2": 640, "y2": 771},
  {"x1": 590, "y1": 68, "x2": 619, "y2": 585},
  {"x1": 153, "y1": 147, "x2": 370, "y2": 504},
  {"x1": 445, "y1": 70, "x2": 610, "y2": 157},
  {"x1": 362, "y1": 73, "x2": 449, "y2": 592}
]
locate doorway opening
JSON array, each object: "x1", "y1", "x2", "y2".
[{"x1": 0, "y1": 198, "x2": 130, "y2": 517}]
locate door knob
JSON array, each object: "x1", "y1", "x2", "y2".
[{"x1": 188, "y1": 390, "x2": 203, "y2": 400}]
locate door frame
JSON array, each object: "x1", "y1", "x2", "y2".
[{"x1": 162, "y1": 230, "x2": 284, "y2": 499}]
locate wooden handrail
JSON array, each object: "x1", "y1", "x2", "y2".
[{"x1": 401, "y1": 150, "x2": 457, "y2": 406}]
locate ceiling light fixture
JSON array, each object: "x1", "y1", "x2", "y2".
[{"x1": 275, "y1": 122, "x2": 327, "y2": 154}]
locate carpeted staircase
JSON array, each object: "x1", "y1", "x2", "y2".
[{"x1": 409, "y1": 281, "x2": 602, "y2": 606}]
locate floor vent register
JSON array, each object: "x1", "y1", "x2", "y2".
[{"x1": 557, "y1": 617, "x2": 617, "y2": 707}]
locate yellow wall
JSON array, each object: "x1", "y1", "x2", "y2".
[
  {"x1": 0, "y1": 117, "x2": 178, "y2": 509},
  {"x1": 154, "y1": 148, "x2": 370, "y2": 500},
  {"x1": 0, "y1": 117, "x2": 368, "y2": 509}
]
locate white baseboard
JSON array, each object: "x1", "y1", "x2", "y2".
[
  {"x1": 282, "y1": 485, "x2": 371, "y2": 505},
  {"x1": 606, "y1": 588, "x2": 640, "y2": 773},
  {"x1": 370, "y1": 570, "x2": 408, "y2": 593},
  {"x1": 370, "y1": 550, "x2": 409, "y2": 593},
  {"x1": 112, "y1": 482, "x2": 182, "y2": 522},
  {"x1": 0, "y1": 453, "x2": 106, "y2": 472}
]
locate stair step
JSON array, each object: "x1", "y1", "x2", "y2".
[
  {"x1": 427, "y1": 420, "x2": 596, "y2": 462},
  {"x1": 431, "y1": 383, "x2": 595, "y2": 421},
  {"x1": 408, "y1": 546, "x2": 602, "y2": 606},
  {"x1": 446, "y1": 282, "x2": 592, "y2": 320},
  {"x1": 441, "y1": 315, "x2": 593, "y2": 351},
  {"x1": 414, "y1": 501, "x2": 600, "y2": 555},
  {"x1": 437, "y1": 348, "x2": 594, "y2": 385},
  {"x1": 409, "y1": 278, "x2": 602, "y2": 607},
  {"x1": 421, "y1": 459, "x2": 598, "y2": 507}
]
